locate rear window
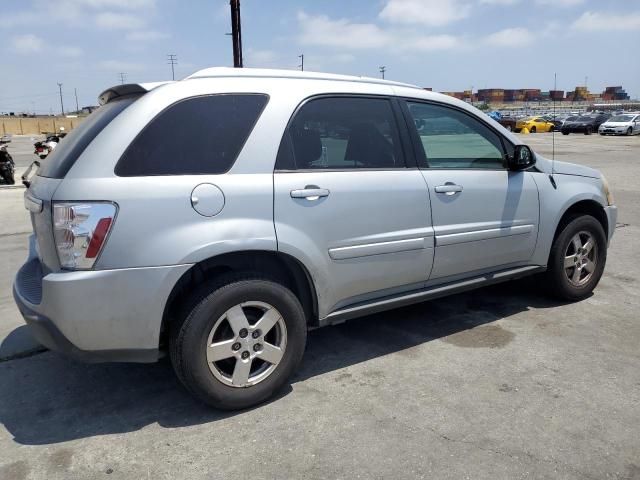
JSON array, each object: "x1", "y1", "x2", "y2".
[
  {"x1": 38, "y1": 95, "x2": 138, "y2": 178},
  {"x1": 115, "y1": 94, "x2": 268, "y2": 176}
]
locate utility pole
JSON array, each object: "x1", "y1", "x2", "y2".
[
  {"x1": 229, "y1": 0, "x2": 243, "y2": 68},
  {"x1": 167, "y1": 54, "x2": 178, "y2": 80},
  {"x1": 118, "y1": 72, "x2": 127, "y2": 84},
  {"x1": 298, "y1": 54, "x2": 304, "y2": 71},
  {"x1": 74, "y1": 88, "x2": 79, "y2": 112},
  {"x1": 57, "y1": 82, "x2": 64, "y2": 115},
  {"x1": 379, "y1": 66, "x2": 386, "y2": 79}
]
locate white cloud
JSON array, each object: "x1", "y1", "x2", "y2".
[
  {"x1": 572, "y1": 11, "x2": 640, "y2": 31},
  {"x1": 11, "y1": 34, "x2": 44, "y2": 54},
  {"x1": 379, "y1": 0, "x2": 471, "y2": 27},
  {"x1": 59, "y1": 46, "x2": 84, "y2": 57},
  {"x1": 125, "y1": 30, "x2": 169, "y2": 41},
  {"x1": 484, "y1": 27, "x2": 534, "y2": 47},
  {"x1": 297, "y1": 11, "x2": 468, "y2": 53},
  {"x1": 96, "y1": 12, "x2": 145, "y2": 29},
  {"x1": 298, "y1": 12, "x2": 392, "y2": 49},
  {"x1": 536, "y1": 0, "x2": 583, "y2": 6}
]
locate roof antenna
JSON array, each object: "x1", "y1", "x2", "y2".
[{"x1": 550, "y1": 72, "x2": 558, "y2": 189}]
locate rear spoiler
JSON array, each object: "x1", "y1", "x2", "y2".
[{"x1": 98, "y1": 81, "x2": 172, "y2": 105}]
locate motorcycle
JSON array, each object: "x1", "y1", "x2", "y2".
[
  {"x1": 0, "y1": 145, "x2": 15, "y2": 185},
  {"x1": 34, "y1": 135, "x2": 60, "y2": 159}
]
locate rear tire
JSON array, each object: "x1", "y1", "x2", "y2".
[
  {"x1": 170, "y1": 275, "x2": 307, "y2": 410},
  {"x1": 530, "y1": 126, "x2": 537, "y2": 133},
  {"x1": 562, "y1": 131, "x2": 569, "y2": 135},
  {"x1": 544, "y1": 215, "x2": 607, "y2": 301},
  {"x1": 584, "y1": 126, "x2": 592, "y2": 135}
]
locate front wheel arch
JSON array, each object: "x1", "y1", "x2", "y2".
[{"x1": 551, "y1": 200, "x2": 608, "y2": 249}]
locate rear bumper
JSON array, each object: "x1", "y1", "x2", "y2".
[{"x1": 13, "y1": 237, "x2": 192, "y2": 363}]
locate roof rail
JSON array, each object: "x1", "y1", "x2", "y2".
[{"x1": 186, "y1": 67, "x2": 420, "y2": 90}]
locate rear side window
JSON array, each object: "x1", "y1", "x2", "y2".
[
  {"x1": 276, "y1": 96, "x2": 405, "y2": 170},
  {"x1": 115, "y1": 94, "x2": 268, "y2": 176},
  {"x1": 38, "y1": 95, "x2": 138, "y2": 178}
]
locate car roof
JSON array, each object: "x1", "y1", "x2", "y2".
[{"x1": 186, "y1": 67, "x2": 421, "y2": 90}]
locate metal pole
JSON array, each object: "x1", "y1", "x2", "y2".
[
  {"x1": 379, "y1": 66, "x2": 386, "y2": 79},
  {"x1": 230, "y1": 0, "x2": 243, "y2": 67},
  {"x1": 167, "y1": 54, "x2": 177, "y2": 80},
  {"x1": 298, "y1": 54, "x2": 304, "y2": 71},
  {"x1": 119, "y1": 72, "x2": 127, "y2": 84},
  {"x1": 74, "y1": 88, "x2": 79, "y2": 112},
  {"x1": 57, "y1": 83, "x2": 64, "y2": 115}
]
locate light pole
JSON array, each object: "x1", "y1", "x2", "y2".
[
  {"x1": 298, "y1": 54, "x2": 304, "y2": 71},
  {"x1": 74, "y1": 88, "x2": 79, "y2": 112},
  {"x1": 379, "y1": 66, "x2": 386, "y2": 79},
  {"x1": 229, "y1": 0, "x2": 243, "y2": 67},
  {"x1": 57, "y1": 83, "x2": 64, "y2": 115}
]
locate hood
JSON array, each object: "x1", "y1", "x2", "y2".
[{"x1": 534, "y1": 155, "x2": 601, "y2": 178}]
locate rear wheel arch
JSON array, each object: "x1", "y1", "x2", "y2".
[{"x1": 160, "y1": 250, "x2": 319, "y2": 349}]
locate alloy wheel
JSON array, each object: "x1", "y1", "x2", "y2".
[
  {"x1": 206, "y1": 301, "x2": 287, "y2": 388},
  {"x1": 564, "y1": 231, "x2": 598, "y2": 287}
]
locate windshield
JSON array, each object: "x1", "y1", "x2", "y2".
[
  {"x1": 577, "y1": 116, "x2": 593, "y2": 121},
  {"x1": 38, "y1": 95, "x2": 139, "y2": 178},
  {"x1": 609, "y1": 115, "x2": 635, "y2": 122}
]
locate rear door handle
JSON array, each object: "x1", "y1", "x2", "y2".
[
  {"x1": 290, "y1": 187, "x2": 330, "y2": 200},
  {"x1": 434, "y1": 183, "x2": 463, "y2": 196}
]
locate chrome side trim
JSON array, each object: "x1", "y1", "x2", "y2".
[
  {"x1": 320, "y1": 265, "x2": 545, "y2": 326},
  {"x1": 24, "y1": 192, "x2": 43, "y2": 213},
  {"x1": 436, "y1": 224, "x2": 534, "y2": 246},
  {"x1": 328, "y1": 237, "x2": 427, "y2": 260}
]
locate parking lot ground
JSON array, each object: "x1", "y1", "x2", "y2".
[{"x1": 0, "y1": 133, "x2": 639, "y2": 479}]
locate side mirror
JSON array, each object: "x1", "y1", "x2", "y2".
[{"x1": 509, "y1": 145, "x2": 535, "y2": 171}]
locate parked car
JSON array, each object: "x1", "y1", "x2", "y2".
[
  {"x1": 515, "y1": 116, "x2": 556, "y2": 133},
  {"x1": 599, "y1": 113, "x2": 640, "y2": 136},
  {"x1": 0, "y1": 134, "x2": 12, "y2": 144},
  {"x1": 541, "y1": 115, "x2": 564, "y2": 130},
  {"x1": 562, "y1": 114, "x2": 610, "y2": 135},
  {"x1": 14, "y1": 68, "x2": 617, "y2": 410}
]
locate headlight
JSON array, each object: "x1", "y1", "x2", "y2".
[{"x1": 601, "y1": 175, "x2": 614, "y2": 206}]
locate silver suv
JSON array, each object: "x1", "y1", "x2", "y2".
[{"x1": 14, "y1": 68, "x2": 617, "y2": 409}]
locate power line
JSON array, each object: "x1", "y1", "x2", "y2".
[
  {"x1": 57, "y1": 83, "x2": 64, "y2": 115},
  {"x1": 118, "y1": 72, "x2": 127, "y2": 84},
  {"x1": 167, "y1": 54, "x2": 178, "y2": 80},
  {"x1": 379, "y1": 66, "x2": 386, "y2": 79}
]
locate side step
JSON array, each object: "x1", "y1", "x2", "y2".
[{"x1": 319, "y1": 265, "x2": 545, "y2": 327}]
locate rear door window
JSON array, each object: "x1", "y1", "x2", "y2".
[
  {"x1": 38, "y1": 95, "x2": 138, "y2": 178},
  {"x1": 115, "y1": 94, "x2": 268, "y2": 176}
]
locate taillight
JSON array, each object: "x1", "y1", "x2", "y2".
[{"x1": 53, "y1": 202, "x2": 117, "y2": 270}]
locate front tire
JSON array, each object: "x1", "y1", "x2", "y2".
[
  {"x1": 627, "y1": 127, "x2": 633, "y2": 136},
  {"x1": 585, "y1": 126, "x2": 592, "y2": 135},
  {"x1": 530, "y1": 126, "x2": 537, "y2": 133},
  {"x1": 170, "y1": 276, "x2": 307, "y2": 410},
  {"x1": 545, "y1": 215, "x2": 607, "y2": 301}
]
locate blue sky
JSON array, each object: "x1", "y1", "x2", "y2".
[{"x1": 1, "y1": 0, "x2": 639, "y2": 113}]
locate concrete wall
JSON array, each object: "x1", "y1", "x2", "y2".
[{"x1": 1, "y1": 117, "x2": 85, "y2": 135}]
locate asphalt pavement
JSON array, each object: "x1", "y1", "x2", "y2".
[{"x1": 0, "y1": 133, "x2": 638, "y2": 479}]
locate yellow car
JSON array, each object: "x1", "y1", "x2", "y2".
[{"x1": 515, "y1": 117, "x2": 556, "y2": 133}]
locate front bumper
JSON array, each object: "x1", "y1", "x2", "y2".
[
  {"x1": 605, "y1": 205, "x2": 618, "y2": 244},
  {"x1": 13, "y1": 236, "x2": 192, "y2": 363}
]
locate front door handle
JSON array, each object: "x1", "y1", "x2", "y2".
[
  {"x1": 290, "y1": 187, "x2": 330, "y2": 200},
  {"x1": 434, "y1": 183, "x2": 463, "y2": 196}
]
